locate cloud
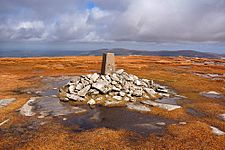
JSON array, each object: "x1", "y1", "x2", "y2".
[{"x1": 0, "y1": 0, "x2": 225, "y2": 43}]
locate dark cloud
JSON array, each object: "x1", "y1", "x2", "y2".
[{"x1": 0, "y1": 0, "x2": 225, "y2": 43}]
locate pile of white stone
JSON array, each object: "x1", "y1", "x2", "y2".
[{"x1": 59, "y1": 69, "x2": 170, "y2": 106}]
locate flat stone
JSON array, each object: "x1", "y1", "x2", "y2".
[
  {"x1": 112, "y1": 86, "x2": 120, "y2": 92},
  {"x1": 119, "y1": 91, "x2": 126, "y2": 97},
  {"x1": 76, "y1": 83, "x2": 83, "y2": 90},
  {"x1": 20, "y1": 97, "x2": 37, "y2": 116},
  {"x1": 134, "y1": 80, "x2": 142, "y2": 86},
  {"x1": 126, "y1": 103, "x2": 151, "y2": 112},
  {"x1": 78, "y1": 85, "x2": 91, "y2": 97},
  {"x1": 0, "y1": 98, "x2": 16, "y2": 107},
  {"x1": 210, "y1": 126, "x2": 225, "y2": 136},
  {"x1": 144, "y1": 88, "x2": 157, "y2": 97},
  {"x1": 156, "y1": 122, "x2": 166, "y2": 126},
  {"x1": 90, "y1": 73, "x2": 99, "y2": 82},
  {"x1": 179, "y1": 122, "x2": 187, "y2": 125},
  {"x1": 132, "y1": 90, "x2": 143, "y2": 97},
  {"x1": 104, "y1": 101, "x2": 121, "y2": 106},
  {"x1": 116, "y1": 69, "x2": 124, "y2": 75},
  {"x1": 113, "y1": 96, "x2": 122, "y2": 101},
  {"x1": 66, "y1": 93, "x2": 85, "y2": 101},
  {"x1": 111, "y1": 73, "x2": 120, "y2": 82},
  {"x1": 124, "y1": 97, "x2": 130, "y2": 101},
  {"x1": 142, "y1": 100, "x2": 181, "y2": 111},
  {"x1": 155, "y1": 97, "x2": 181, "y2": 105},
  {"x1": 87, "y1": 99, "x2": 96, "y2": 105},
  {"x1": 68, "y1": 84, "x2": 76, "y2": 94},
  {"x1": 201, "y1": 91, "x2": 224, "y2": 99},
  {"x1": 92, "y1": 80, "x2": 111, "y2": 94}
]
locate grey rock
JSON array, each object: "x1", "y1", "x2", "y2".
[
  {"x1": 126, "y1": 103, "x2": 151, "y2": 112},
  {"x1": 90, "y1": 73, "x2": 99, "y2": 82},
  {"x1": 156, "y1": 88, "x2": 168, "y2": 93},
  {"x1": 105, "y1": 75, "x2": 112, "y2": 82},
  {"x1": 111, "y1": 73, "x2": 120, "y2": 82},
  {"x1": 132, "y1": 90, "x2": 143, "y2": 97},
  {"x1": 142, "y1": 100, "x2": 181, "y2": 111},
  {"x1": 134, "y1": 80, "x2": 142, "y2": 86},
  {"x1": 104, "y1": 101, "x2": 121, "y2": 106},
  {"x1": 111, "y1": 81, "x2": 117, "y2": 85},
  {"x1": 89, "y1": 89, "x2": 99, "y2": 95},
  {"x1": 66, "y1": 93, "x2": 85, "y2": 101},
  {"x1": 0, "y1": 98, "x2": 16, "y2": 107},
  {"x1": 112, "y1": 86, "x2": 120, "y2": 92},
  {"x1": 113, "y1": 96, "x2": 122, "y2": 101},
  {"x1": 92, "y1": 80, "x2": 111, "y2": 94},
  {"x1": 20, "y1": 97, "x2": 37, "y2": 116},
  {"x1": 87, "y1": 99, "x2": 96, "y2": 105},
  {"x1": 156, "y1": 122, "x2": 166, "y2": 126},
  {"x1": 78, "y1": 85, "x2": 91, "y2": 97},
  {"x1": 116, "y1": 69, "x2": 124, "y2": 74},
  {"x1": 144, "y1": 88, "x2": 157, "y2": 97},
  {"x1": 68, "y1": 84, "x2": 76, "y2": 94},
  {"x1": 76, "y1": 83, "x2": 83, "y2": 90},
  {"x1": 210, "y1": 126, "x2": 225, "y2": 136},
  {"x1": 119, "y1": 91, "x2": 126, "y2": 97},
  {"x1": 124, "y1": 97, "x2": 130, "y2": 101}
]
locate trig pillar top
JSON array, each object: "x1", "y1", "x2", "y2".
[{"x1": 101, "y1": 53, "x2": 115, "y2": 75}]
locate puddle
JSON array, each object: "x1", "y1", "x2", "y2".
[
  {"x1": 186, "y1": 108, "x2": 206, "y2": 117},
  {"x1": 60, "y1": 106, "x2": 176, "y2": 137},
  {"x1": 155, "y1": 97, "x2": 182, "y2": 105},
  {"x1": 24, "y1": 76, "x2": 178, "y2": 137}
]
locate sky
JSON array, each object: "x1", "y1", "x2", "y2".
[{"x1": 0, "y1": 0, "x2": 225, "y2": 53}]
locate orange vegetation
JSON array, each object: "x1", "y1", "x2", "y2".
[{"x1": 0, "y1": 56, "x2": 224, "y2": 149}]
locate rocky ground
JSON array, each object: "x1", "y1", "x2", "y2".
[{"x1": 0, "y1": 56, "x2": 225, "y2": 149}]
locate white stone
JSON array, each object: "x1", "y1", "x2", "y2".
[
  {"x1": 92, "y1": 80, "x2": 111, "y2": 94},
  {"x1": 105, "y1": 101, "x2": 121, "y2": 106},
  {"x1": 66, "y1": 93, "x2": 85, "y2": 101},
  {"x1": 68, "y1": 84, "x2": 76, "y2": 94},
  {"x1": 113, "y1": 96, "x2": 122, "y2": 101},
  {"x1": 90, "y1": 73, "x2": 99, "y2": 82},
  {"x1": 179, "y1": 122, "x2": 187, "y2": 125},
  {"x1": 116, "y1": 69, "x2": 124, "y2": 74},
  {"x1": 20, "y1": 97, "x2": 37, "y2": 116},
  {"x1": 76, "y1": 83, "x2": 83, "y2": 90},
  {"x1": 210, "y1": 126, "x2": 225, "y2": 136},
  {"x1": 119, "y1": 91, "x2": 126, "y2": 97},
  {"x1": 134, "y1": 80, "x2": 142, "y2": 86},
  {"x1": 87, "y1": 99, "x2": 96, "y2": 105},
  {"x1": 126, "y1": 103, "x2": 151, "y2": 112},
  {"x1": 124, "y1": 97, "x2": 130, "y2": 101},
  {"x1": 78, "y1": 85, "x2": 91, "y2": 97},
  {"x1": 144, "y1": 88, "x2": 157, "y2": 97},
  {"x1": 156, "y1": 122, "x2": 166, "y2": 126},
  {"x1": 142, "y1": 100, "x2": 181, "y2": 111}
]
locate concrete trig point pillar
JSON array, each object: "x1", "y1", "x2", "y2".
[{"x1": 101, "y1": 53, "x2": 115, "y2": 75}]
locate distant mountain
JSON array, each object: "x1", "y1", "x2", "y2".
[
  {"x1": 0, "y1": 48, "x2": 224, "y2": 58},
  {"x1": 80, "y1": 48, "x2": 224, "y2": 59}
]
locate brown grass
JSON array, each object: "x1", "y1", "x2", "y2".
[{"x1": 0, "y1": 56, "x2": 224, "y2": 149}]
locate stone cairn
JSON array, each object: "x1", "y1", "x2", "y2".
[{"x1": 59, "y1": 53, "x2": 170, "y2": 107}]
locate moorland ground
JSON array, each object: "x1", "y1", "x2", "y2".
[{"x1": 0, "y1": 56, "x2": 225, "y2": 149}]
